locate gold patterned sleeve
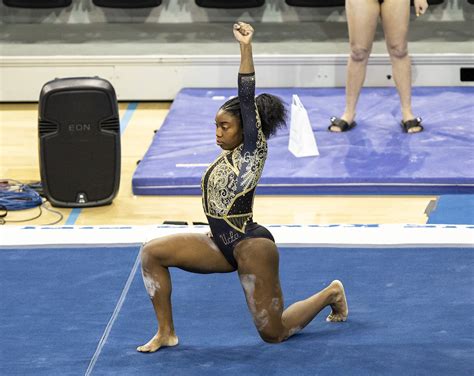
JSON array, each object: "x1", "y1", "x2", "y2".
[{"x1": 236, "y1": 72, "x2": 268, "y2": 193}]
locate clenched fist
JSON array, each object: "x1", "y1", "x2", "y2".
[{"x1": 233, "y1": 22, "x2": 254, "y2": 45}]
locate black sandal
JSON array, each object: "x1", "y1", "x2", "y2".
[
  {"x1": 328, "y1": 117, "x2": 357, "y2": 132},
  {"x1": 401, "y1": 117, "x2": 423, "y2": 133}
]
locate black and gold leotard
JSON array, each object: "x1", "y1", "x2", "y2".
[{"x1": 201, "y1": 72, "x2": 274, "y2": 268}]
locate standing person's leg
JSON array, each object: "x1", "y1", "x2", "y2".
[
  {"x1": 234, "y1": 238, "x2": 348, "y2": 343},
  {"x1": 137, "y1": 233, "x2": 235, "y2": 352},
  {"x1": 330, "y1": 0, "x2": 380, "y2": 132},
  {"x1": 381, "y1": 0, "x2": 422, "y2": 132}
]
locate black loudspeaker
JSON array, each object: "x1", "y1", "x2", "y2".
[
  {"x1": 92, "y1": 0, "x2": 162, "y2": 8},
  {"x1": 38, "y1": 77, "x2": 121, "y2": 208},
  {"x1": 3, "y1": 0, "x2": 72, "y2": 8}
]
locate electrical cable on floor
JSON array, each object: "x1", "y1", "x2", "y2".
[
  {"x1": 40, "y1": 203, "x2": 64, "y2": 225},
  {"x1": 0, "y1": 179, "x2": 43, "y2": 210},
  {"x1": 1, "y1": 205, "x2": 42, "y2": 224},
  {"x1": 0, "y1": 179, "x2": 63, "y2": 225}
]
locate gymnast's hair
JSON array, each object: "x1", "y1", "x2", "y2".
[{"x1": 220, "y1": 94, "x2": 287, "y2": 139}]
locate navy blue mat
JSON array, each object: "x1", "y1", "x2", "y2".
[
  {"x1": 428, "y1": 195, "x2": 474, "y2": 224},
  {"x1": 132, "y1": 86, "x2": 474, "y2": 195},
  {"x1": 94, "y1": 247, "x2": 474, "y2": 376},
  {"x1": 2, "y1": 245, "x2": 472, "y2": 375},
  {"x1": 0, "y1": 245, "x2": 141, "y2": 376}
]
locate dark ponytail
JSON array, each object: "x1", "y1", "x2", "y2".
[
  {"x1": 255, "y1": 93, "x2": 287, "y2": 139},
  {"x1": 220, "y1": 94, "x2": 287, "y2": 139}
]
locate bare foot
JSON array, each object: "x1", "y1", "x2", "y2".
[
  {"x1": 326, "y1": 280, "x2": 349, "y2": 322},
  {"x1": 137, "y1": 332, "x2": 179, "y2": 353}
]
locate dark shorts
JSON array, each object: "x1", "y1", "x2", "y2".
[{"x1": 211, "y1": 221, "x2": 275, "y2": 269}]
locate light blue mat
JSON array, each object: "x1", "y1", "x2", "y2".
[
  {"x1": 428, "y1": 195, "x2": 474, "y2": 224},
  {"x1": 133, "y1": 86, "x2": 474, "y2": 195}
]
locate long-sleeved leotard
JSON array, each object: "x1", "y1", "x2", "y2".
[{"x1": 201, "y1": 72, "x2": 274, "y2": 269}]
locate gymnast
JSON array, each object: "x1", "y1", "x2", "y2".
[
  {"x1": 329, "y1": 0, "x2": 429, "y2": 133},
  {"x1": 137, "y1": 22, "x2": 348, "y2": 353}
]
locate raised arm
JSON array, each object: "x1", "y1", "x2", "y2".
[
  {"x1": 234, "y1": 22, "x2": 258, "y2": 153},
  {"x1": 233, "y1": 22, "x2": 254, "y2": 74},
  {"x1": 233, "y1": 23, "x2": 267, "y2": 192}
]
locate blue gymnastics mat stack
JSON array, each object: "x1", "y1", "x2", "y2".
[{"x1": 132, "y1": 86, "x2": 474, "y2": 195}]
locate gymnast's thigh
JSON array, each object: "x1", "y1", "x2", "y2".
[
  {"x1": 142, "y1": 233, "x2": 235, "y2": 274},
  {"x1": 234, "y1": 238, "x2": 287, "y2": 340}
]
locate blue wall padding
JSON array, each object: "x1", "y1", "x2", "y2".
[
  {"x1": 0, "y1": 245, "x2": 140, "y2": 376},
  {"x1": 132, "y1": 86, "x2": 474, "y2": 195},
  {"x1": 428, "y1": 195, "x2": 474, "y2": 224}
]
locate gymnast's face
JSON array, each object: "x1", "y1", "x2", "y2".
[{"x1": 215, "y1": 109, "x2": 243, "y2": 150}]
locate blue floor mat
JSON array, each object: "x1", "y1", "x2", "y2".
[
  {"x1": 132, "y1": 86, "x2": 474, "y2": 195},
  {"x1": 82, "y1": 247, "x2": 474, "y2": 375},
  {"x1": 2, "y1": 246, "x2": 472, "y2": 376},
  {"x1": 0, "y1": 245, "x2": 140, "y2": 376},
  {"x1": 428, "y1": 195, "x2": 474, "y2": 224}
]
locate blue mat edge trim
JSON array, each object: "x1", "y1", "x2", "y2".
[{"x1": 133, "y1": 185, "x2": 474, "y2": 196}]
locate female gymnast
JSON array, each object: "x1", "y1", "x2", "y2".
[
  {"x1": 329, "y1": 0, "x2": 429, "y2": 133},
  {"x1": 137, "y1": 22, "x2": 348, "y2": 353}
]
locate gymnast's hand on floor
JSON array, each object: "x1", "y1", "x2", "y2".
[
  {"x1": 414, "y1": 0, "x2": 428, "y2": 17},
  {"x1": 233, "y1": 22, "x2": 254, "y2": 45}
]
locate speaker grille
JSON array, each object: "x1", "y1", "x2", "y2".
[
  {"x1": 39, "y1": 120, "x2": 59, "y2": 136},
  {"x1": 100, "y1": 117, "x2": 120, "y2": 133}
]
